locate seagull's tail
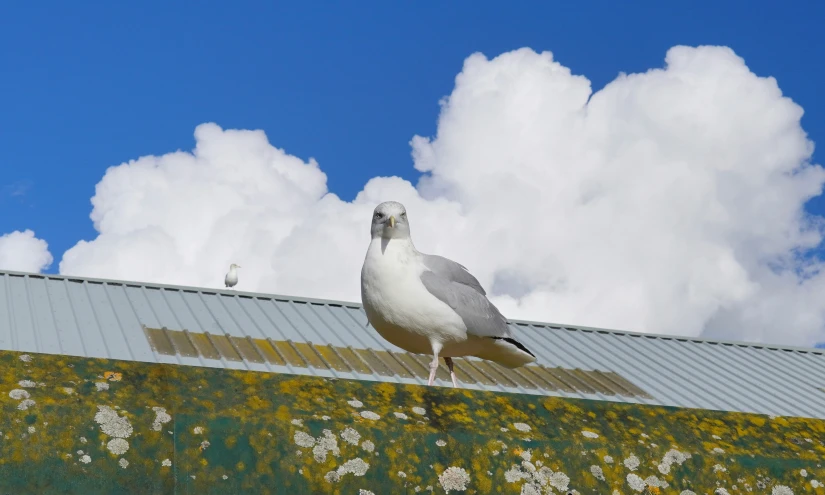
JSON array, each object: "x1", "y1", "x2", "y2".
[{"x1": 475, "y1": 336, "x2": 537, "y2": 369}]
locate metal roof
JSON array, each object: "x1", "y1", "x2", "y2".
[{"x1": 2, "y1": 269, "x2": 824, "y2": 419}]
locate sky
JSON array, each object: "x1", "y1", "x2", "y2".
[{"x1": 2, "y1": 1, "x2": 825, "y2": 347}]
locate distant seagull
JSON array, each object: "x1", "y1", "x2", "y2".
[
  {"x1": 224, "y1": 263, "x2": 241, "y2": 289},
  {"x1": 360, "y1": 201, "x2": 536, "y2": 388}
]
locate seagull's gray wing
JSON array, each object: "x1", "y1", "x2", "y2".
[
  {"x1": 419, "y1": 258, "x2": 509, "y2": 338},
  {"x1": 421, "y1": 254, "x2": 486, "y2": 295}
]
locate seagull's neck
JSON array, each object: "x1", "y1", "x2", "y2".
[{"x1": 369, "y1": 236, "x2": 418, "y2": 258}]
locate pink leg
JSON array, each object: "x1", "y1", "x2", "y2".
[
  {"x1": 427, "y1": 342, "x2": 443, "y2": 386},
  {"x1": 427, "y1": 356, "x2": 439, "y2": 386},
  {"x1": 444, "y1": 357, "x2": 459, "y2": 388}
]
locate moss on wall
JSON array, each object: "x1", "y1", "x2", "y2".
[{"x1": 1, "y1": 350, "x2": 823, "y2": 494}]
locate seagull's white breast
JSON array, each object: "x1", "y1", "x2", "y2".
[{"x1": 361, "y1": 239, "x2": 466, "y2": 354}]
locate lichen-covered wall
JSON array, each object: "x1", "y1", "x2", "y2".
[{"x1": 1, "y1": 350, "x2": 823, "y2": 495}]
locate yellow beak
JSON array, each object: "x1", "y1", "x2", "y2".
[{"x1": 389, "y1": 216, "x2": 396, "y2": 228}]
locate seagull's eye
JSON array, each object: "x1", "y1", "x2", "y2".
[
  {"x1": 375, "y1": 212, "x2": 383, "y2": 219},
  {"x1": 401, "y1": 212, "x2": 406, "y2": 217}
]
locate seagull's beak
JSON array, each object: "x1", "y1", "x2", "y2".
[{"x1": 388, "y1": 216, "x2": 396, "y2": 229}]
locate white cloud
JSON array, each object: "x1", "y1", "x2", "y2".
[
  {"x1": 58, "y1": 45, "x2": 825, "y2": 347},
  {"x1": 0, "y1": 230, "x2": 53, "y2": 273}
]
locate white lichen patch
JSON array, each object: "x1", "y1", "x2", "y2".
[
  {"x1": 627, "y1": 473, "x2": 646, "y2": 492},
  {"x1": 716, "y1": 489, "x2": 730, "y2": 495},
  {"x1": 658, "y1": 448, "x2": 691, "y2": 474},
  {"x1": 801, "y1": 469, "x2": 808, "y2": 477},
  {"x1": 361, "y1": 440, "x2": 375, "y2": 453},
  {"x1": 398, "y1": 471, "x2": 407, "y2": 478},
  {"x1": 645, "y1": 476, "x2": 667, "y2": 488},
  {"x1": 359, "y1": 490, "x2": 375, "y2": 495},
  {"x1": 439, "y1": 466, "x2": 470, "y2": 493},
  {"x1": 151, "y1": 407, "x2": 171, "y2": 431},
  {"x1": 623, "y1": 455, "x2": 640, "y2": 471},
  {"x1": 107, "y1": 438, "x2": 130, "y2": 455},
  {"x1": 94, "y1": 406, "x2": 133, "y2": 438},
  {"x1": 8, "y1": 389, "x2": 30, "y2": 400},
  {"x1": 360, "y1": 411, "x2": 380, "y2": 421},
  {"x1": 513, "y1": 423, "x2": 531, "y2": 432},
  {"x1": 604, "y1": 455, "x2": 614, "y2": 464},
  {"x1": 713, "y1": 464, "x2": 727, "y2": 473},
  {"x1": 347, "y1": 399, "x2": 364, "y2": 408},
  {"x1": 412, "y1": 406, "x2": 427, "y2": 415},
  {"x1": 312, "y1": 429, "x2": 340, "y2": 463},
  {"x1": 118, "y1": 458, "x2": 129, "y2": 469},
  {"x1": 80, "y1": 436, "x2": 87, "y2": 444},
  {"x1": 161, "y1": 459, "x2": 171, "y2": 467},
  {"x1": 294, "y1": 431, "x2": 316, "y2": 448},
  {"x1": 95, "y1": 382, "x2": 110, "y2": 391},
  {"x1": 341, "y1": 427, "x2": 361, "y2": 445},
  {"x1": 193, "y1": 426, "x2": 204, "y2": 434},
  {"x1": 290, "y1": 418, "x2": 303, "y2": 426},
  {"x1": 19, "y1": 354, "x2": 32, "y2": 362},
  {"x1": 200, "y1": 440, "x2": 210, "y2": 451},
  {"x1": 325, "y1": 457, "x2": 370, "y2": 482},
  {"x1": 680, "y1": 491, "x2": 697, "y2": 495},
  {"x1": 80, "y1": 454, "x2": 91, "y2": 464},
  {"x1": 581, "y1": 430, "x2": 600, "y2": 439},
  {"x1": 772, "y1": 486, "x2": 793, "y2": 495},
  {"x1": 436, "y1": 439, "x2": 447, "y2": 447},
  {"x1": 712, "y1": 434, "x2": 722, "y2": 439},
  {"x1": 591, "y1": 465, "x2": 605, "y2": 481},
  {"x1": 504, "y1": 459, "x2": 569, "y2": 493},
  {"x1": 222, "y1": 475, "x2": 228, "y2": 480},
  {"x1": 27, "y1": 426, "x2": 35, "y2": 434},
  {"x1": 394, "y1": 412, "x2": 409, "y2": 420},
  {"x1": 811, "y1": 480, "x2": 822, "y2": 488},
  {"x1": 548, "y1": 472, "x2": 569, "y2": 491},
  {"x1": 17, "y1": 399, "x2": 36, "y2": 411},
  {"x1": 712, "y1": 447, "x2": 725, "y2": 454},
  {"x1": 18, "y1": 380, "x2": 36, "y2": 388}
]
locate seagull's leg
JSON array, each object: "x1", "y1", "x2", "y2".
[
  {"x1": 428, "y1": 342, "x2": 443, "y2": 386},
  {"x1": 443, "y1": 357, "x2": 459, "y2": 388}
]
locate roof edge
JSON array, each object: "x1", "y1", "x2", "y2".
[{"x1": 4, "y1": 269, "x2": 824, "y2": 356}]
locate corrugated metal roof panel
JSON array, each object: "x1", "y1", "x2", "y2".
[{"x1": 1, "y1": 270, "x2": 824, "y2": 418}]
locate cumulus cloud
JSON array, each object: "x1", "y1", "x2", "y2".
[
  {"x1": 0, "y1": 230, "x2": 53, "y2": 273},
  {"x1": 58, "y1": 45, "x2": 825, "y2": 347}
]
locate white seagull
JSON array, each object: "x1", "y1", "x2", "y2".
[
  {"x1": 360, "y1": 201, "x2": 536, "y2": 388},
  {"x1": 224, "y1": 263, "x2": 241, "y2": 289}
]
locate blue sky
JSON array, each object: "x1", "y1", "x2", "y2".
[{"x1": 1, "y1": 0, "x2": 824, "y2": 271}]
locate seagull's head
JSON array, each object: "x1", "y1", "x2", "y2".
[
  {"x1": 229, "y1": 263, "x2": 241, "y2": 270},
  {"x1": 371, "y1": 201, "x2": 410, "y2": 240}
]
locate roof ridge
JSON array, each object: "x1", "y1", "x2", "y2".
[{"x1": 3, "y1": 269, "x2": 823, "y2": 356}]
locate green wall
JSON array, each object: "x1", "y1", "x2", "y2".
[{"x1": 1, "y1": 350, "x2": 823, "y2": 494}]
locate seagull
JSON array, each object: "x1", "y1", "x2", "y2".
[
  {"x1": 360, "y1": 201, "x2": 537, "y2": 388},
  {"x1": 224, "y1": 263, "x2": 241, "y2": 289}
]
